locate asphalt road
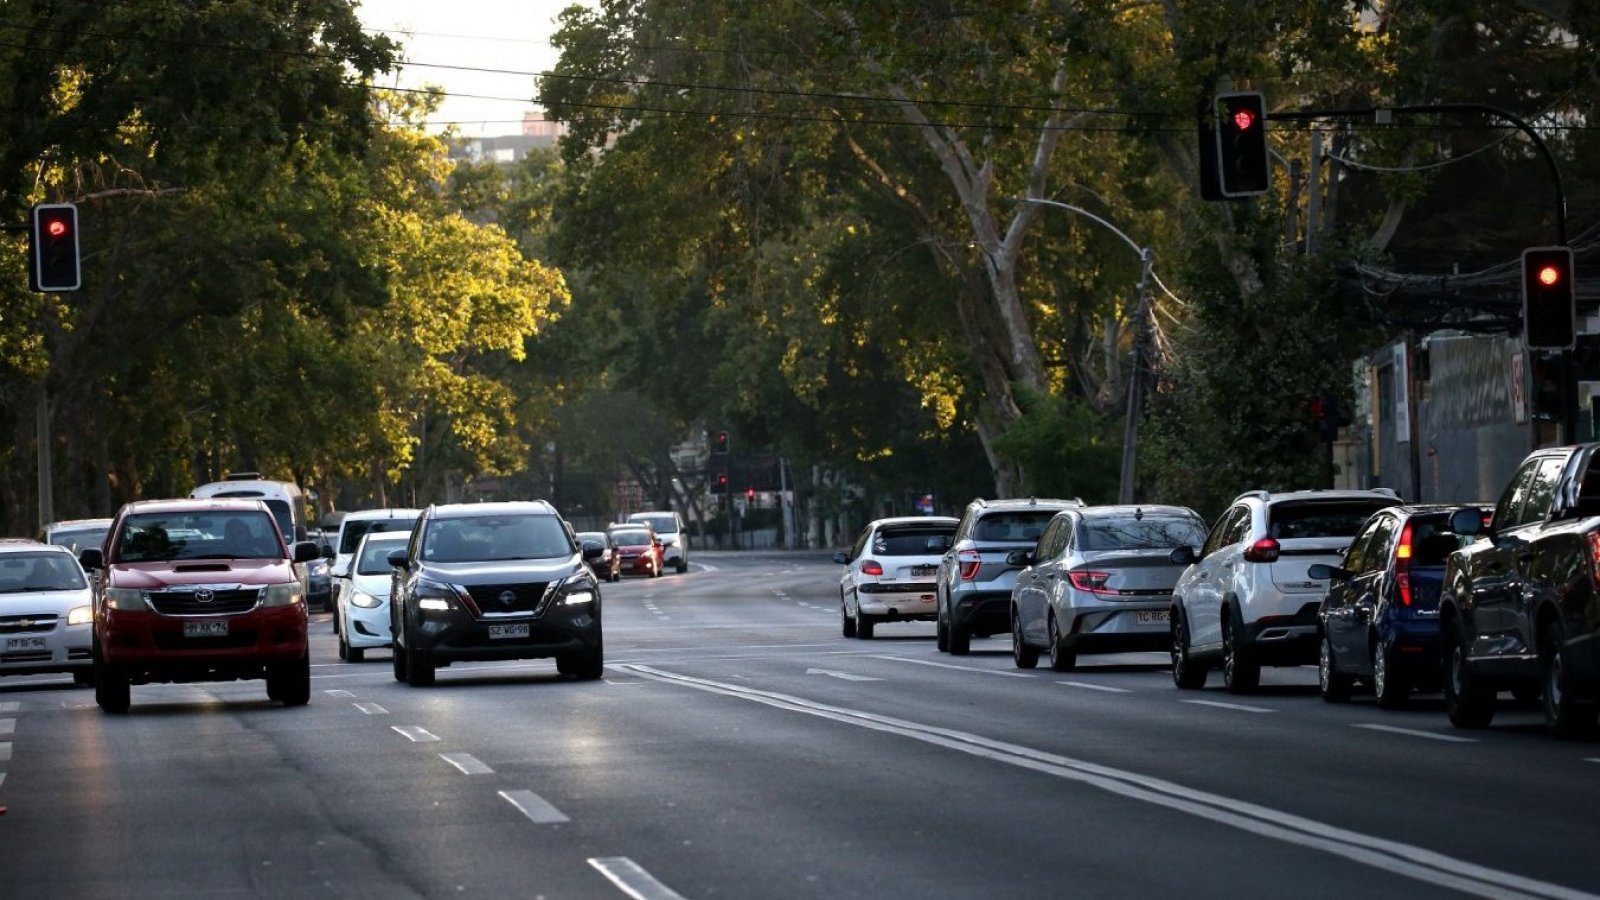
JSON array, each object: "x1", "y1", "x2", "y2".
[{"x1": 2, "y1": 550, "x2": 1599, "y2": 899}]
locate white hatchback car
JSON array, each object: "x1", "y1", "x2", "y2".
[
  {"x1": 335, "y1": 531, "x2": 411, "y2": 662},
  {"x1": 0, "y1": 539, "x2": 95, "y2": 684},
  {"x1": 834, "y1": 516, "x2": 959, "y2": 639}
]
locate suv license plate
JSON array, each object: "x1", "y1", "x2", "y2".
[
  {"x1": 1136, "y1": 610, "x2": 1169, "y2": 625},
  {"x1": 6, "y1": 637, "x2": 47, "y2": 651},
  {"x1": 183, "y1": 621, "x2": 228, "y2": 638},
  {"x1": 488, "y1": 623, "x2": 530, "y2": 640}
]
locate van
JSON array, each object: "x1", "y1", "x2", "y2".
[{"x1": 190, "y1": 473, "x2": 311, "y2": 546}]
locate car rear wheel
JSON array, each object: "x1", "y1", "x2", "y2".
[
  {"x1": 1443, "y1": 622, "x2": 1494, "y2": 728},
  {"x1": 676, "y1": 559, "x2": 688, "y2": 574},
  {"x1": 856, "y1": 611, "x2": 875, "y2": 640},
  {"x1": 1373, "y1": 639, "x2": 1410, "y2": 710},
  {"x1": 1047, "y1": 615, "x2": 1076, "y2": 672},
  {"x1": 1542, "y1": 625, "x2": 1598, "y2": 739},
  {"x1": 1171, "y1": 610, "x2": 1206, "y2": 689},
  {"x1": 94, "y1": 653, "x2": 130, "y2": 714},
  {"x1": 948, "y1": 618, "x2": 971, "y2": 655},
  {"x1": 1318, "y1": 634, "x2": 1353, "y2": 703},
  {"x1": 1012, "y1": 611, "x2": 1039, "y2": 669},
  {"x1": 1222, "y1": 612, "x2": 1259, "y2": 694},
  {"x1": 841, "y1": 593, "x2": 857, "y2": 638},
  {"x1": 935, "y1": 605, "x2": 950, "y2": 652}
]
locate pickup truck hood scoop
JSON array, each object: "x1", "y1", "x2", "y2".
[{"x1": 174, "y1": 563, "x2": 233, "y2": 573}]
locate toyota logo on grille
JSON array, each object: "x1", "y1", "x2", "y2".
[
  {"x1": 498, "y1": 590, "x2": 518, "y2": 606},
  {"x1": 195, "y1": 588, "x2": 215, "y2": 603}
]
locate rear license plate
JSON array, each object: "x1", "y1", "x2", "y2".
[
  {"x1": 911, "y1": 565, "x2": 938, "y2": 576},
  {"x1": 1136, "y1": 610, "x2": 1169, "y2": 625},
  {"x1": 488, "y1": 623, "x2": 530, "y2": 640},
  {"x1": 5, "y1": 637, "x2": 47, "y2": 651},
  {"x1": 183, "y1": 621, "x2": 228, "y2": 638}
]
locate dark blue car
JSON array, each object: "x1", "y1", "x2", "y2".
[{"x1": 1312, "y1": 505, "x2": 1469, "y2": 708}]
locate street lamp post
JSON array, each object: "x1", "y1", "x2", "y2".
[{"x1": 1015, "y1": 197, "x2": 1154, "y2": 504}]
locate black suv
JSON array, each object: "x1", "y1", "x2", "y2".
[{"x1": 387, "y1": 501, "x2": 605, "y2": 686}]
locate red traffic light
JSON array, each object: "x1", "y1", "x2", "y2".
[
  {"x1": 745, "y1": 487, "x2": 755, "y2": 501},
  {"x1": 1522, "y1": 246, "x2": 1575, "y2": 351},
  {"x1": 30, "y1": 203, "x2": 81, "y2": 292},
  {"x1": 1232, "y1": 109, "x2": 1257, "y2": 131},
  {"x1": 717, "y1": 474, "x2": 728, "y2": 485},
  {"x1": 46, "y1": 219, "x2": 67, "y2": 238},
  {"x1": 1538, "y1": 265, "x2": 1562, "y2": 287}
]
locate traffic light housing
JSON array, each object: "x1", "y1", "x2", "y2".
[
  {"x1": 1522, "y1": 246, "x2": 1575, "y2": 351},
  {"x1": 712, "y1": 431, "x2": 730, "y2": 454},
  {"x1": 30, "y1": 203, "x2": 80, "y2": 292},
  {"x1": 714, "y1": 473, "x2": 729, "y2": 494},
  {"x1": 1213, "y1": 92, "x2": 1270, "y2": 198}
]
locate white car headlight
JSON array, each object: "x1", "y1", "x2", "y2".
[
  {"x1": 349, "y1": 590, "x2": 383, "y2": 609},
  {"x1": 67, "y1": 605, "x2": 93, "y2": 626},
  {"x1": 104, "y1": 587, "x2": 147, "y2": 611},
  {"x1": 261, "y1": 582, "x2": 305, "y2": 607}
]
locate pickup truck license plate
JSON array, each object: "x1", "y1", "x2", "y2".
[
  {"x1": 488, "y1": 623, "x2": 530, "y2": 640},
  {"x1": 1136, "y1": 610, "x2": 1169, "y2": 625},
  {"x1": 183, "y1": 621, "x2": 228, "y2": 638},
  {"x1": 5, "y1": 637, "x2": 47, "y2": 651}
]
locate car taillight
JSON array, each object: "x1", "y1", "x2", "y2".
[
  {"x1": 1242, "y1": 537, "x2": 1280, "y2": 563},
  {"x1": 1395, "y1": 522, "x2": 1414, "y2": 607},
  {"x1": 959, "y1": 549, "x2": 982, "y2": 580},
  {"x1": 1068, "y1": 570, "x2": 1116, "y2": 595},
  {"x1": 860, "y1": 560, "x2": 883, "y2": 576},
  {"x1": 1587, "y1": 532, "x2": 1600, "y2": 590}
]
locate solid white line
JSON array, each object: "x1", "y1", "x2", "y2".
[
  {"x1": 354, "y1": 702, "x2": 388, "y2": 715},
  {"x1": 323, "y1": 689, "x2": 355, "y2": 698},
  {"x1": 440, "y1": 752, "x2": 493, "y2": 775},
  {"x1": 0, "y1": 701, "x2": 18, "y2": 713},
  {"x1": 1059, "y1": 681, "x2": 1133, "y2": 693},
  {"x1": 1353, "y1": 724, "x2": 1479, "y2": 744},
  {"x1": 392, "y1": 725, "x2": 439, "y2": 743},
  {"x1": 499, "y1": 789, "x2": 568, "y2": 824},
  {"x1": 0, "y1": 718, "x2": 13, "y2": 735},
  {"x1": 588, "y1": 857, "x2": 687, "y2": 900},
  {"x1": 0, "y1": 742, "x2": 10, "y2": 762},
  {"x1": 871, "y1": 656, "x2": 1036, "y2": 679},
  {"x1": 805, "y1": 668, "x2": 883, "y2": 682},
  {"x1": 1181, "y1": 699, "x2": 1274, "y2": 714},
  {"x1": 615, "y1": 663, "x2": 1591, "y2": 900}
]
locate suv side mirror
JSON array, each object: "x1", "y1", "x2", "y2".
[
  {"x1": 386, "y1": 548, "x2": 410, "y2": 569},
  {"x1": 292, "y1": 541, "x2": 321, "y2": 564},
  {"x1": 1449, "y1": 507, "x2": 1487, "y2": 539},
  {"x1": 832, "y1": 551, "x2": 849, "y2": 565},
  {"x1": 1169, "y1": 546, "x2": 1198, "y2": 566},
  {"x1": 1006, "y1": 549, "x2": 1034, "y2": 567},
  {"x1": 581, "y1": 543, "x2": 605, "y2": 562},
  {"x1": 79, "y1": 547, "x2": 104, "y2": 570}
]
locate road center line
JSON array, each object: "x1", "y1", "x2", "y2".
[
  {"x1": 1059, "y1": 681, "x2": 1133, "y2": 693},
  {"x1": 354, "y1": 702, "x2": 388, "y2": 715},
  {"x1": 0, "y1": 742, "x2": 10, "y2": 762},
  {"x1": 1181, "y1": 699, "x2": 1274, "y2": 714},
  {"x1": 615, "y1": 663, "x2": 1588, "y2": 900},
  {"x1": 499, "y1": 789, "x2": 568, "y2": 824},
  {"x1": 0, "y1": 719, "x2": 14, "y2": 735},
  {"x1": 589, "y1": 857, "x2": 687, "y2": 900},
  {"x1": 392, "y1": 725, "x2": 439, "y2": 743},
  {"x1": 1353, "y1": 723, "x2": 1479, "y2": 743},
  {"x1": 323, "y1": 689, "x2": 355, "y2": 698},
  {"x1": 0, "y1": 701, "x2": 18, "y2": 713},
  {"x1": 440, "y1": 752, "x2": 493, "y2": 775},
  {"x1": 871, "y1": 656, "x2": 1036, "y2": 678}
]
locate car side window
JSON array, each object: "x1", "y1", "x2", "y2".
[
  {"x1": 850, "y1": 527, "x2": 871, "y2": 560},
  {"x1": 1518, "y1": 457, "x2": 1566, "y2": 528},
  {"x1": 406, "y1": 514, "x2": 427, "y2": 563},
  {"x1": 1200, "y1": 507, "x2": 1243, "y2": 558},
  {"x1": 1342, "y1": 518, "x2": 1378, "y2": 574},
  {"x1": 1036, "y1": 518, "x2": 1066, "y2": 560},
  {"x1": 1357, "y1": 516, "x2": 1397, "y2": 575}
]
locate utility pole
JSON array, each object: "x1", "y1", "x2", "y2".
[{"x1": 1118, "y1": 249, "x2": 1154, "y2": 504}]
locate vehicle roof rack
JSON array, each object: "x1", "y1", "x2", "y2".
[{"x1": 224, "y1": 472, "x2": 262, "y2": 481}]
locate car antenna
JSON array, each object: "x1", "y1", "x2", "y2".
[{"x1": 1134, "y1": 507, "x2": 1143, "y2": 520}]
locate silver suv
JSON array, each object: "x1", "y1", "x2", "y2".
[
  {"x1": 934, "y1": 497, "x2": 1084, "y2": 655},
  {"x1": 1169, "y1": 488, "x2": 1400, "y2": 693}
]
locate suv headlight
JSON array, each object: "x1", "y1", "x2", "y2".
[
  {"x1": 415, "y1": 579, "x2": 459, "y2": 611},
  {"x1": 555, "y1": 574, "x2": 597, "y2": 607},
  {"x1": 262, "y1": 583, "x2": 305, "y2": 607},
  {"x1": 104, "y1": 587, "x2": 147, "y2": 611},
  {"x1": 348, "y1": 590, "x2": 383, "y2": 609}
]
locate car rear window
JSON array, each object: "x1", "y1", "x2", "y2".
[
  {"x1": 341, "y1": 517, "x2": 417, "y2": 554},
  {"x1": 49, "y1": 526, "x2": 108, "y2": 554},
  {"x1": 631, "y1": 515, "x2": 678, "y2": 536},
  {"x1": 1080, "y1": 517, "x2": 1207, "y2": 552},
  {"x1": 973, "y1": 512, "x2": 1057, "y2": 543},
  {"x1": 356, "y1": 539, "x2": 406, "y2": 575},
  {"x1": 1407, "y1": 518, "x2": 1468, "y2": 566},
  {"x1": 1268, "y1": 501, "x2": 1397, "y2": 540},
  {"x1": 872, "y1": 526, "x2": 955, "y2": 556}
]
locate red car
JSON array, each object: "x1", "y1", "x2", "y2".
[
  {"x1": 607, "y1": 524, "x2": 663, "y2": 578},
  {"x1": 77, "y1": 498, "x2": 321, "y2": 713}
]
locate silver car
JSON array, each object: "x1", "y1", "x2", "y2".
[
  {"x1": 1009, "y1": 505, "x2": 1207, "y2": 671},
  {"x1": 835, "y1": 516, "x2": 959, "y2": 639},
  {"x1": 0, "y1": 539, "x2": 95, "y2": 684}
]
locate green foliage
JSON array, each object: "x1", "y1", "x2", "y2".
[{"x1": 991, "y1": 386, "x2": 1122, "y2": 505}]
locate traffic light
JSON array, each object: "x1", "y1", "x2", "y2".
[
  {"x1": 745, "y1": 487, "x2": 756, "y2": 503},
  {"x1": 714, "y1": 473, "x2": 729, "y2": 494},
  {"x1": 30, "y1": 203, "x2": 80, "y2": 292},
  {"x1": 1213, "y1": 92, "x2": 1270, "y2": 198},
  {"x1": 1522, "y1": 246, "x2": 1575, "y2": 351},
  {"x1": 712, "y1": 431, "x2": 730, "y2": 454}
]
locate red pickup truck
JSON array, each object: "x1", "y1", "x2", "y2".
[{"x1": 78, "y1": 498, "x2": 320, "y2": 713}]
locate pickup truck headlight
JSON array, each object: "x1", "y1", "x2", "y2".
[
  {"x1": 262, "y1": 583, "x2": 305, "y2": 607},
  {"x1": 348, "y1": 590, "x2": 383, "y2": 609},
  {"x1": 67, "y1": 605, "x2": 93, "y2": 626},
  {"x1": 104, "y1": 587, "x2": 147, "y2": 611}
]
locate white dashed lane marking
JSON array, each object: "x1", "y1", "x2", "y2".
[
  {"x1": 589, "y1": 857, "x2": 688, "y2": 900},
  {"x1": 0, "y1": 719, "x2": 14, "y2": 736},
  {"x1": 1353, "y1": 723, "x2": 1478, "y2": 743},
  {"x1": 392, "y1": 726, "x2": 440, "y2": 743},
  {"x1": 0, "y1": 742, "x2": 11, "y2": 762},
  {"x1": 0, "y1": 701, "x2": 18, "y2": 713},
  {"x1": 499, "y1": 789, "x2": 568, "y2": 824},
  {"x1": 324, "y1": 689, "x2": 355, "y2": 699},
  {"x1": 873, "y1": 656, "x2": 1035, "y2": 679},
  {"x1": 1059, "y1": 681, "x2": 1133, "y2": 693},
  {"x1": 354, "y1": 702, "x2": 388, "y2": 715},
  {"x1": 440, "y1": 753, "x2": 493, "y2": 775},
  {"x1": 1180, "y1": 699, "x2": 1274, "y2": 714}
]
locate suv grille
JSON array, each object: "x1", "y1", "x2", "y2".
[
  {"x1": 464, "y1": 583, "x2": 550, "y2": 616},
  {"x1": 147, "y1": 588, "x2": 261, "y2": 616}
]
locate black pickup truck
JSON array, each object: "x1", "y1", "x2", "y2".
[{"x1": 1443, "y1": 443, "x2": 1600, "y2": 736}]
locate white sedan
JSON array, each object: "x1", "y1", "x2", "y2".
[
  {"x1": 0, "y1": 540, "x2": 95, "y2": 685},
  {"x1": 834, "y1": 516, "x2": 958, "y2": 639},
  {"x1": 335, "y1": 531, "x2": 411, "y2": 662}
]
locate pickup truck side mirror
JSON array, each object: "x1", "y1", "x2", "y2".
[
  {"x1": 79, "y1": 547, "x2": 104, "y2": 571},
  {"x1": 320, "y1": 543, "x2": 335, "y2": 560},
  {"x1": 1006, "y1": 549, "x2": 1034, "y2": 567},
  {"x1": 1449, "y1": 507, "x2": 1488, "y2": 539},
  {"x1": 1307, "y1": 563, "x2": 1352, "y2": 582},
  {"x1": 292, "y1": 541, "x2": 321, "y2": 564},
  {"x1": 832, "y1": 551, "x2": 850, "y2": 565},
  {"x1": 1169, "y1": 546, "x2": 1199, "y2": 566}
]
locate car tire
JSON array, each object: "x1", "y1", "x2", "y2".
[
  {"x1": 94, "y1": 653, "x2": 130, "y2": 714},
  {"x1": 392, "y1": 642, "x2": 409, "y2": 683},
  {"x1": 347, "y1": 645, "x2": 365, "y2": 664},
  {"x1": 332, "y1": 612, "x2": 340, "y2": 635},
  {"x1": 557, "y1": 638, "x2": 604, "y2": 680},
  {"x1": 1443, "y1": 621, "x2": 1494, "y2": 728},
  {"x1": 1372, "y1": 639, "x2": 1410, "y2": 710},
  {"x1": 270, "y1": 652, "x2": 312, "y2": 706},
  {"x1": 72, "y1": 668, "x2": 94, "y2": 687},
  {"x1": 1541, "y1": 625, "x2": 1598, "y2": 739},
  {"x1": 841, "y1": 594, "x2": 858, "y2": 639},
  {"x1": 856, "y1": 612, "x2": 875, "y2": 640},
  {"x1": 337, "y1": 632, "x2": 349, "y2": 662},
  {"x1": 948, "y1": 618, "x2": 971, "y2": 655},
  {"x1": 1012, "y1": 611, "x2": 1039, "y2": 669},
  {"x1": 405, "y1": 642, "x2": 435, "y2": 687},
  {"x1": 1222, "y1": 611, "x2": 1259, "y2": 694},
  {"x1": 676, "y1": 559, "x2": 688, "y2": 574},
  {"x1": 1047, "y1": 614, "x2": 1076, "y2": 672},
  {"x1": 936, "y1": 605, "x2": 950, "y2": 653},
  {"x1": 1318, "y1": 634, "x2": 1353, "y2": 703},
  {"x1": 1171, "y1": 609, "x2": 1207, "y2": 690}
]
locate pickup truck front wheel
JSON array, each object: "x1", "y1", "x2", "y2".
[
  {"x1": 1541, "y1": 626, "x2": 1598, "y2": 739},
  {"x1": 268, "y1": 652, "x2": 311, "y2": 707},
  {"x1": 1443, "y1": 623, "x2": 1494, "y2": 728}
]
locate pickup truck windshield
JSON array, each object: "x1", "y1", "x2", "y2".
[{"x1": 116, "y1": 511, "x2": 283, "y2": 562}]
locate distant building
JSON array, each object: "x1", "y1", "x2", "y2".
[{"x1": 449, "y1": 109, "x2": 567, "y2": 165}]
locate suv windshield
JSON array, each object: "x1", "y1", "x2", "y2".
[
  {"x1": 874, "y1": 526, "x2": 955, "y2": 555},
  {"x1": 341, "y1": 517, "x2": 417, "y2": 554},
  {"x1": 1268, "y1": 501, "x2": 1397, "y2": 539},
  {"x1": 357, "y1": 540, "x2": 405, "y2": 575},
  {"x1": 1080, "y1": 517, "x2": 1207, "y2": 551},
  {"x1": 116, "y1": 511, "x2": 283, "y2": 562},
  {"x1": 973, "y1": 512, "x2": 1057, "y2": 543},
  {"x1": 423, "y1": 515, "x2": 573, "y2": 563},
  {"x1": 632, "y1": 515, "x2": 678, "y2": 536},
  {"x1": 0, "y1": 552, "x2": 86, "y2": 592}
]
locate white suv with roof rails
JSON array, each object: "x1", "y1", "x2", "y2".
[
  {"x1": 626, "y1": 510, "x2": 688, "y2": 573},
  {"x1": 1168, "y1": 488, "x2": 1401, "y2": 693}
]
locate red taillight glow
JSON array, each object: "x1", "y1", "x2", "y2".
[
  {"x1": 1243, "y1": 537, "x2": 1280, "y2": 563},
  {"x1": 958, "y1": 548, "x2": 982, "y2": 580},
  {"x1": 860, "y1": 560, "x2": 883, "y2": 576},
  {"x1": 1068, "y1": 570, "x2": 1116, "y2": 595},
  {"x1": 1395, "y1": 522, "x2": 1414, "y2": 607}
]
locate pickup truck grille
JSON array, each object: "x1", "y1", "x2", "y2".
[
  {"x1": 147, "y1": 588, "x2": 261, "y2": 616},
  {"x1": 463, "y1": 583, "x2": 550, "y2": 616}
]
